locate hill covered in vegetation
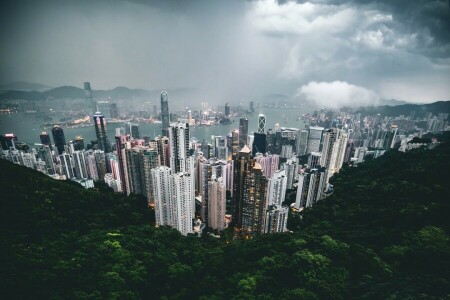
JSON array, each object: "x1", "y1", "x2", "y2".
[{"x1": 1, "y1": 141, "x2": 450, "y2": 299}]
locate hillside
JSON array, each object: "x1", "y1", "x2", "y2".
[
  {"x1": 1, "y1": 141, "x2": 450, "y2": 299},
  {"x1": 0, "y1": 85, "x2": 197, "y2": 101},
  {"x1": 0, "y1": 81, "x2": 52, "y2": 92},
  {"x1": 357, "y1": 101, "x2": 450, "y2": 118}
]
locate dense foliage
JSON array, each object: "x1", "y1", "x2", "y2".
[{"x1": 1, "y1": 141, "x2": 450, "y2": 299}]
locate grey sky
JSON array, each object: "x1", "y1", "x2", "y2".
[{"x1": 1, "y1": 0, "x2": 449, "y2": 104}]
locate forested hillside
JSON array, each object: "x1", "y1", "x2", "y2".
[{"x1": 1, "y1": 141, "x2": 449, "y2": 299}]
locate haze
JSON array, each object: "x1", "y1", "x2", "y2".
[{"x1": 1, "y1": 0, "x2": 449, "y2": 105}]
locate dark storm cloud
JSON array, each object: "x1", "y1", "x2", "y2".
[{"x1": 0, "y1": 0, "x2": 449, "y2": 105}]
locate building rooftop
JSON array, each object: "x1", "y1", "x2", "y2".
[{"x1": 239, "y1": 145, "x2": 251, "y2": 153}]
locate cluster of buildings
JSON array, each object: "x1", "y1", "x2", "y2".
[{"x1": 1, "y1": 91, "x2": 448, "y2": 237}]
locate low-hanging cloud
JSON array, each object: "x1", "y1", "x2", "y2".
[{"x1": 296, "y1": 81, "x2": 380, "y2": 108}]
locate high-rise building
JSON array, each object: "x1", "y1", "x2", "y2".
[
  {"x1": 170, "y1": 172, "x2": 194, "y2": 235},
  {"x1": 282, "y1": 157, "x2": 298, "y2": 190},
  {"x1": 266, "y1": 129, "x2": 276, "y2": 154},
  {"x1": 241, "y1": 162, "x2": 267, "y2": 238},
  {"x1": 225, "y1": 103, "x2": 230, "y2": 117},
  {"x1": 152, "y1": 166, "x2": 173, "y2": 227},
  {"x1": 266, "y1": 170, "x2": 287, "y2": 206},
  {"x1": 115, "y1": 135, "x2": 130, "y2": 193},
  {"x1": 208, "y1": 176, "x2": 226, "y2": 231},
  {"x1": 73, "y1": 150, "x2": 88, "y2": 179},
  {"x1": 254, "y1": 153, "x2": 279, "y2": 179},
  {"x1": 233, "y1": 145, "x2": 254, "y2": 226},
  {"x1": 51, "y1": 125, "x2": 66, "y2": 155},
  {"x1": 239, "y1": 117, "x2": 249, "y2": 148},
  {"x1": 258, "y1": 114, "x2": 266, "y2": 134},
  {"x1": 93, "y1": 112, "x2": 109, "y2": 153},
  {"x1": 231, "y1": 129, "x2": 240, "y2": 157},
  {"x1": 59, "y1": 153, "x2": 74, "y2": 179},
  {"x1": 252, "y1": 133, "x2": 267, "y2": 156},
  {"x1": 141, "y1": 147, "x2": 160, "y2": 204},
  {"x1": 214, "y1": 136, "x2": 228, "y2": 160},
  {"x1": 264, "y1": 205, "x2": 288, "y2": 234},
  {"x1": 161, "y1": 91, "x2": 170, "y2": 136},
  {"x1": 296, "y1": 129, "x2": 309, "y2": 156},
  {"x1": 85, "y1": 150, "x2": 99, "y2": 181},
  {"x1": 73, "y1": 136, "x2": 85, "y2": 151},
  {"x1": 153, "y1": 169, "x2": 195, "y2": 235},
  {"x1": 308, "y1": 152, "x2": 322, "y2": 169},
  {"x1": 37, "y1": 145, "x2": 55, "y2": 175},
  {"x1": 249, "y1": 101, "x2": 254, "y2": 112},
  {"x1": 84, "y1": 82, "x2": 96, "y2": 113},
  {"x1": 154, "y1": 136, "x2": 170, "y2": 167},
  {"x1": 320, "y1": 128, "x2": 348, "y2": 179},
  {"x1": 168, "y1": 122, "x2": 190, "y2": 174},
  {"x1": 94, "y1": 150, "x2": 107, "y2": 180},
  {"x1": 306, "y1": 126, "x2": 324, "y2": 154},
  {"x1": 39, "y1": 132, "x2": 52, "y2": 150},
  {"x1": 294, "y1": 167, "x2": 328, "y2": 210}
]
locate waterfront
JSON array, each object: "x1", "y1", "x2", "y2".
[{"x1": 0, "y1": 107, "x2": 313, "y2": 145}]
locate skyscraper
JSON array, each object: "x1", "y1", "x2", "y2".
[
  {"x1": 73, "y1": 136, "x2": 85, "y2": 151},
  {"x1": 93, "y1": 112, "x2": 109, "y2": 153},
  {"x1": 239, "y1": 117, "x2": 249, "y2": 148},
  {"x1": 233, "y1": 145, "x2": 254, "y2": 227},
  {"x1": 254, "y1": 153, "x2": 279, "y2": 179},
  {"x1": 306, "y1": 126, "x2": 324, "y2": 154},
  {"x1": 282, "y1": 157, "x2": 298, "y2": 190},
  {"x1": 224, "y1": 103, "x2": 230, "y2": 117},
  {"x1": 153, "y1": 167, "x2": 194, "y2": 236},
  {"x1": 241, "y1": 162, "x2": 267, "y2": 238},
  {"x1": 294, "y1": 167, "x2": 328, "y2": 210},
  {"x1": 73, "y1": 150, "x2": 88, "y2": 179},
  {"x1": 168, "y1": 122, "x2": 190, "y2": 174},
  {"x1": 161, "y1": 91, "x2": 170, "y2": 136},
  {"x1": 59, "y1": 153, "x2": 74, "y2": 179},
  {"x1": 296, "y1": 129, "x2": 309, "y2": 156},
  {"x1": 214, "y1": 136, "x2": 228, "y2": 160},
  {"x1": 51, "y1": 125, "x2": 66, "y2": 155},
  {"x1": 208, "y1": 176, "x2": 226, "y2": 231},
  {"x1": 39, "y1": 132, "x2": 52, "y2": 150},
  {"x1": 258, "y1": 114, "x2": 266, "y2": 134},
  {"x1": 320, "y1": 128, "x2": 348, "y2": 180},
  {"x1": 252, "y1": 133, "x2": 267, "y2": 156},
  {"x1": 264, "y1": 205, "x2": 288, "y2": 234},
  {"x1": 152, "y1": 166, "x2": 173, "y2": 227},
  {"x1": 231, "y1": 129, "x2": 240, "y2": 157},
  {"x1": 266, "y1": 170, "x2": 287, "y2": 206},
  {"x1": 84, "y1": 82, "x2": 96, "y2": 113}
]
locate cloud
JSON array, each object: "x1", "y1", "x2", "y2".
[{"x1": 296, "y1": 81, "x2": 379, "y2": 107}]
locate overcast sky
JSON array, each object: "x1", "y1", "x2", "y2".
[{"x1": 1, "y1": 0, "x2": 449, "y2": 104}]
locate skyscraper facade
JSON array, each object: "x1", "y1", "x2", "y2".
[
  {"x1": 169, "y1": 122, "x2": 190, "y2": 174},
  {"x1": 239, "y1": 117, "x2": 249, "y2": 148},
  {"x1": 252, "y1": 133, "x2": 267, "y2": 156},
  {"x1": 208, "y1": 176, "x2": 226, "y2": 231},
  {"x1": 306, "y1": 126, "x2": 324, "y2": 154},
  {"x1": 93, "y1": 112, "x2": 109, "y2": 153},
  {"x1": 264, "y1": 205, "x2": 288, "y2": 234},
  {"x1": 241, "y1": 162, "x2": 267, "y2": 238},
  {"x1": 84, "y1": 81, "x2": 96, "y2": 113},
  {"x1": 52, "y1": 125, "x2": 66, "y2": 155},
  {"x1": 161, "y1": 91, "x2": 170, "y2": 136},
  {"x1": 258, "y1": 114, "x2": 266, "y2": 134},
  {"x1": 39, "y1": 132, "x2": 52, "y2": 150},
  {"x1": 266, "y1": 170, "x2": 287, "y2": 206}
]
